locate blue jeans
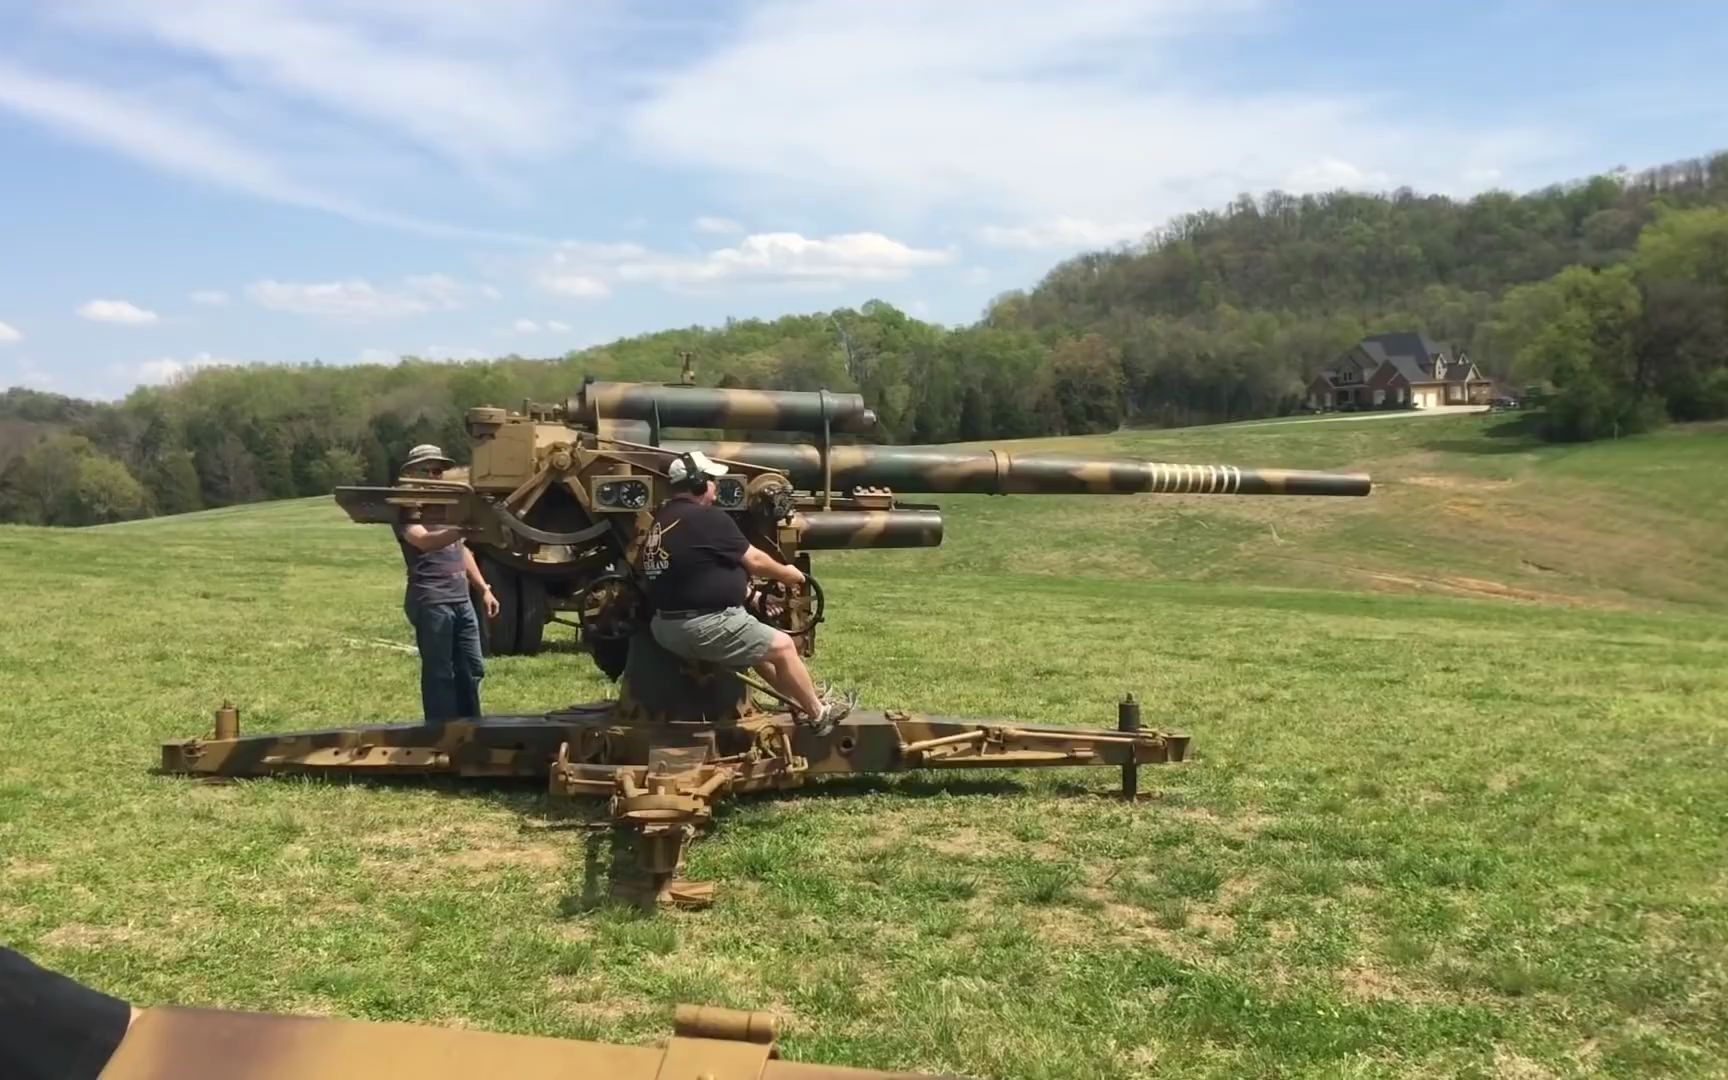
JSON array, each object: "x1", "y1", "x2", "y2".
[{"x1": 405, "y1": 597, "x2": 485, "y2": 722}]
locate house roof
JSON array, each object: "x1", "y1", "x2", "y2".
[
  {"x1": 1381, "y1": 355, "x2": 1428, "y2": 384},
  {"x1": 1362, "y1": 331, "x2": 1448, "y2": 369},
  {"x1": 1325, "y1": 331, "x2": 1487, "y2": 389}
]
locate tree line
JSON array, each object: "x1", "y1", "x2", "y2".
[{"x1": 3, "y1": 150, "x2": 1725, "y2": 525}]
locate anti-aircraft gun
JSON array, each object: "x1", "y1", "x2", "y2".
[
  {"x1": 160, "y1": 370, "x2": 1371, "y2": 908},
  {"x1": 355, "y1": 369, "x2": 1367, "y2": 667}
]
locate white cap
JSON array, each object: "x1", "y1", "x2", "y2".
[{"x1": 667, "y1": 449, "x2": 727, "y2": 485}]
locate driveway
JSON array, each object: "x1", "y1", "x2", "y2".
[{"x1": 1241, "y1": 405, "x2": 1491, "y2": 428}]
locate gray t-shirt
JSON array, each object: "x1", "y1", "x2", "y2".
[{"x1": 393, "y1": 525, "x2": 471, "y2": 607}]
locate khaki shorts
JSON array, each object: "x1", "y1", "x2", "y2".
[{"x1": 650, "y1": 606, "x2": 779, "y2": 668}]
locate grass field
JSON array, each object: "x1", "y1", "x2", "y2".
[{"x1": 2, "y1": 412, "x2": 1726, "y2": 1078}]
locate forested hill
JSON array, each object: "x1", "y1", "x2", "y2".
[
  {"x1": 1002, "y1": 155, "x2": 1728, "y2": 322},
  {"x1": 3, "y1": 151, "x2": 1727, "y2": 527},
  {"x1": 986, "y1": 151, "x2": 1728, "y2": 426}
]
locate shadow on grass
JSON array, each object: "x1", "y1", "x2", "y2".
[
  {"x1": 170, "y1": 759, "x2": 1046, "y2": 918},
  {"x1": 769, "y1": 772, "x2": 1029, "y2": 800},
  {"x1": 1422, "y1": 412, "x2": 1544, "y2": 455}
]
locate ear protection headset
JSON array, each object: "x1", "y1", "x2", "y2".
[{"x1": 675, "y1": 452, "x2": 710, "y2": 494}]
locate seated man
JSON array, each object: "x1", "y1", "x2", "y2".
[{"x1": 643, "y1": 450, "x2": 853, "y2": 732}]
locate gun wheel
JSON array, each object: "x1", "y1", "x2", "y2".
[
  {"x1": 477, "y1": 557, "x2": 548, "y2": 656},
  {"x1": 577, "y1": 570, "x2": 647, "y2": 644},
  {"x1": 747, "y1": 575, "x2": 824, "y2": 637}
]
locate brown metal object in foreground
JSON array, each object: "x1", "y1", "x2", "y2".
[
  {"x1": 101, "y1": 1001, "x2": 953, "y2": 1079},
  {"x1": 347, "y1": 366, "x2": 1370, "y2": 658},
  {"x1": 160, "y1": 664, "x2": 1187, "y2": 909}
]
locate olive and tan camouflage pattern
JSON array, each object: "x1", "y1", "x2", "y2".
[
  {"x1": 568, "y1": 380, "x2": 879, "y2": 434},
  {"x1": 664, "y1": 441, "x2": 1372, "y2": 497},
  {"x1": 793, "y1": 508, "x2": 944, "y2": 549}
]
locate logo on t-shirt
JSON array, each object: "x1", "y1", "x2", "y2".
[{"x1": 641, "y1": 518, "x2": 680, "y2": 579}]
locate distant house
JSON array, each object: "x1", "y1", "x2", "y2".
[{"x1": 1305, "y1": 332, "x2": 1492, "y2": 411}]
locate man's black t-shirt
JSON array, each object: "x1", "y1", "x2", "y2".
[
  {"x1": 0, "y1": 946, "x2": 132, "y2": 1079},
  {"x1": 642, "y1": 497, "x2": 749, "y2": 612}
]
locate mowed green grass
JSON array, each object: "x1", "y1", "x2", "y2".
[{"x1": 2, "y1": 413, "x2": 1726, "y2": 1078}]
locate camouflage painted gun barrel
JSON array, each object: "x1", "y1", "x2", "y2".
[
  {"x1": 162, "y1": 371, "x2": 1366, "y2": 914},
  {"x1": 794, "y1": 509, "x2": 944, "y2": 549},
  {"x1": 570, "y1": 379, "x2": 879, "y2": 434},
  {"x1": 662, "y1": 440, "x2": 1372, "y2": 496}
]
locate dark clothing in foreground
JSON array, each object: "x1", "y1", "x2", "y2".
[
  {"x1": 394, "y1": 522, "x2": 485, "y2": 721},
  {"x1": 642, "y1": 496, "x2": 750, "y2": 613},
  {"x1": 0, "y1": 946, "x2": 130, "y2": 1080}
]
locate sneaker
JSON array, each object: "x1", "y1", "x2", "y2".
[{"x1": 804, "y1": 685, "x2": 857, "y2": 735}]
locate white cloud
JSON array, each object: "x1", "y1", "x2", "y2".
[
  {"x1": 189, "y1": 289, "x2": 229, "y2": 305},
  {"x1": 137, "y1": 353, "x2": 224, "y2": 383},
  {"x1": 977, "y1": 218, "x2": 1157, "y2": 251},
  {"x1": 401, "y1": 273, "x2": 469, "y2": 308},
  {"x1": 136, "y1": 358, "x2": 187, "y2": 383},
  {"x1": 7, "y1": 357, "x2": 55, "y2": 390},
  {"x1": 625, "y1": 1, "x2": 1562, "y2": 237},
  {"x1": 9, "y1": 359, "x2": 56, "y2": 388},
  {"x1": 505, "y1": 317, "x2": 574, "y2": 335},
  {"x1": 619, "y1": 232, "x2": 954, "y2": 288},
  {"x1": 418, "y1": 345, "x2": 489, "y2": 362},
  {"x1": 1, "y1": 0, "x2": 1582, "y2": 268},
  {"x1": 540, "y1": 273, "x2": 612, "y2": 299},
  {"x1": 0, "y1": 62, "x2": 337, "y2": 213},
  {"x1": 0, "y1": 60, "x2": 552, "y2": 246},
  {"x1": 79, "y1": 299, "x2": 159, "y2": 325},
  {"x1": 106, "y1": 351, "x2": 227, "y2": 390},
  {"x1": 1282, "y1": 157, "x2": 1392, "y2": 191},
  {"x1": 55, "y1": 1, "x2": 587, "y2": 170},
  {"x1": 0, "y1": 320, "x2": 21, "y2": 344},
  {"x1": 694, "y1": 215, "x2": 743, "y2": 235},
  {"x1": 359, "y1": 344, "x2": 487, "y2": 364},
  {"x1": 246, "y1": 274, "x2": 480, "y2": 318},
  {"x1": 531, "y1": 231, "x2": 955, "y2": 297}
]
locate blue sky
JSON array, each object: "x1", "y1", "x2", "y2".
[{"x1": 1, "y1": 0, "x2": 1724, "y2": 401}]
